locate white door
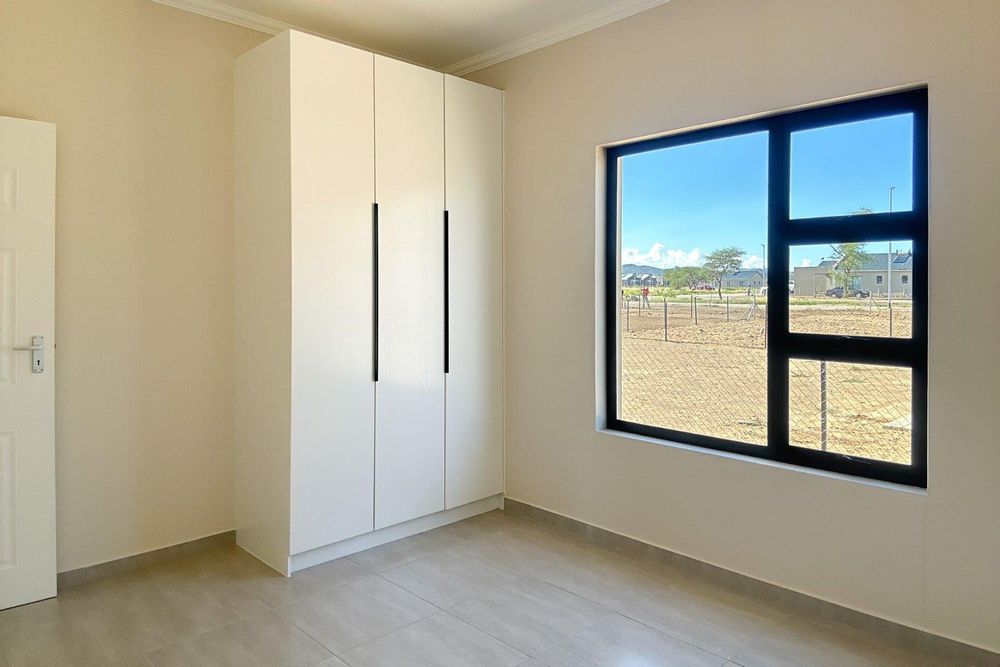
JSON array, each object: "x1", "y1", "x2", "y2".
[
  {"x1": 288, "y1": 33, "x2": 376, "y2": 553},
  {"x1": 444, "y1": 76, "x2": 503, "y2": 508},
  {"x1": 0, "y1": 117, "x2": 56, "y2": 609},
  {"x1": 374, "y1": 55, "x2": 445, "y2": 529}
]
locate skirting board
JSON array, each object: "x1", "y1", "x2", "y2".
[
  {"x1": 288, "y1": 494, "x2": 504, "y2": 573},
  {"x1": 503, "y1": 498, "x2": 1000, "y2": 664},
  {"x1": 57, "y1": 531, "x2": 236, "y2": 590}
]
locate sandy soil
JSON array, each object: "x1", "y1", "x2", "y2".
[
  {"x1": 619, "y1": 312, "x2": 912, "y2": 464},
  {"x1": 623, "y1": 302, "x2": 912, "y2": 344}
]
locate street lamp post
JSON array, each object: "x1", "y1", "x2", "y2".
[
  {"x1": 761, "y1": 243, "x2": 766, "y2": 292},
  {"x1": 888, "y1": 186, "x2": 895, "y2": 337}
]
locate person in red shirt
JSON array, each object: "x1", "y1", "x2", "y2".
[{"x1": 641, "y1": 286, "x2": 650, "y2": 309}]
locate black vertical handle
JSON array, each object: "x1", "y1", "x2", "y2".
[
  {"x1": 373, "y1": 202, "x2": 379, "y2": 382},
  {"x1": 444, "y1": 210, "x2": 450, "y2": 374}
]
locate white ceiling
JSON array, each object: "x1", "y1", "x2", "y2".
[{"x1": 155, "y1": 0, "x2": 669, "y2": 73}]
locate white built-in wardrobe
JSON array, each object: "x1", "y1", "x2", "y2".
[{"x1": 234, "y1": 31, "x2": 503, "y2": 575}]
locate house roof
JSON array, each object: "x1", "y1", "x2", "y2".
[
  {"x1": 856, "y1": 252, "x2": 914, "y2": 271},
  {"x1": 802, "y1": 253, "x2": 914, "y2": 272},
  {"x1": 724, "y1": 269, "x2": 764, "y2": 280}
]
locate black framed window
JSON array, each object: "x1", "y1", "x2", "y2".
[{"x1": 605, "y1": 88, "x2": 927, "y2": 487}]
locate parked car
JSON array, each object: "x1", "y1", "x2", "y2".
[{"x1": 825, "y1": 286, "x2": 870, "y2": 299}]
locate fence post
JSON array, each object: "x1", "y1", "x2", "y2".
[
  {"x1": 726, "y1": 296, "x2": 730, "y2": 322},
  {"x1": 693, "y1": 295, "x2": 698, "y2": 325},
  {"x1": 888, "y1": 292, "x2": 894, "y2": 338},
  {"x1": 663, "y1": 298, "x2": 668, "y2": 342},
  {"x1": 820, "y1": 360, "x2": 828, "y2": 451},
  {"x1": 625, "y1": 297, "x2": 630, "y2": 332}
]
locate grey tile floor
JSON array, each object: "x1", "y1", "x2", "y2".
[{"x1": 0, "y1": 510, "x2": 977, "y2": 666}]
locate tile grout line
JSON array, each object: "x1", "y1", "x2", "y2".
[
  {"x1": 276, "y1": 571, "x2": 449, "y2": 660},
  {"x1": 136, "y1": 553, "x2": 377, "y2": 659},
  {"x1": 437, "y1": 607, "x2": 532, "y2": 662},
  {"x1": 525, "y1": 572, "x2": 733, "y2": 663}
]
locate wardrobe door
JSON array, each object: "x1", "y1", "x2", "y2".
[
  {"x1": 444, "y1": 76, "x2": 503, "y2": 508},
  {"x1": 288, "y1": 33, "x2": 376, "y2": 552},
  {"x1": 374, "y1": 55, "x2": 445, "y2": 529}
]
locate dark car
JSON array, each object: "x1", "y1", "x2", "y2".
[{"x1": 825, "y1": 286, "x2": 870, "y2": 299}]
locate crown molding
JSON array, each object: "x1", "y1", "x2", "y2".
[
  {"x1": 153, "y1": 0, "x2": 299, "y2": 35},
  {"x1": 152, "y1": 0, "x2": 670, "y2": 76},
  {"x1": 151, "y1": 0, "x2": 365, "y2": 47},
  {"x1": 442, "y1": 0, "x2": 670, "y2": 75}
]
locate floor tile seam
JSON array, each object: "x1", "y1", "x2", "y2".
[
  {"x1": 272, "y1": 606, "x2": 387, "y2": 661},
  {"x1": 371, "y1": 570, "x2": 450, "y2": 612},
  {"x1": 530, "y1": 564, "x2": 677, "y2": 611},
  {"x1": 1, "y1": 593, "x2": 155, "y2": 666},
  {"x1": 329, "y1": 610, "x2": 524, "y2": 665},
  {"x1": 78, "y1": 585, "x2": 169, "y2": 661},
  {"x1": 434, "y1": 608, "x2": 532, "y2": 662},
  {"x1": 347, "y1": 553, "x2": 421, "y2": 574},
  {"x1": 137, "y1": 608, "x2": 332, "y2": 660},
  {"x1": 525, "y1": 573, "x2": 734, "y2": 662},
  {"x1": 608, "y1": 602, "x2": 742, "y2": 662},
  {"x1": 444, "y1": 596, "x2": 573, "y2": 661},
  {"x1": 603, "y1": 602, "x2": 735, "y2": 663},
  {"x1": 267, "y1": 565, "x2": 381, "y2": 610},
  {"x1": 348, "y1": 543, "x2": 448, "y2": 574},
  {"x1": 269, "y1": 571, "x2": 382, "y2": 612},
  {"x1": 275, "y1": 576, "x2": 442, "y2": 658},
  {"x1": 504, "y1": 510, "x2": 988, "y2": 662},
  {"x1": 501, "y1": 509, "x2": 686, "y2": 572}
]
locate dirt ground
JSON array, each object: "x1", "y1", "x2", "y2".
[
  {"x1": 623, "y1": 301, "x2": 912, "y2": 345},
  {"x1": 619, "y1": 309, "x2": 912, "y2": 464},
  {"x1": 790, "y1": 306, "x2": 912, "y2": 339}
]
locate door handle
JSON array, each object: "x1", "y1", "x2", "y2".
[
  {"x1": 372, "y1": 203, "x2": 379, "y2": 383},
  {"x1": 14, "y1": 335, "x2": 44, "y2": 373},
  {"x1": 443, "y1": 210, "x2": 449, "y2": 374}
]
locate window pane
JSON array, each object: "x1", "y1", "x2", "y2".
[
  {"x1": 618, "y1": 132, "x2": 768, "y2": 445},
  {"x1": 790, "y1": 113, "x2": 913, "y2": 219},
  {"x1": 789, "y1": 241, "x2": 914, "y2": 338},
  {"x1": 789, "y1": 360, "x2": 912, "y2": 464}
]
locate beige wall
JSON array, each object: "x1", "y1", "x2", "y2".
[
  {"x1": 469, "y1": 0, "x2": 1000, "y2": 652},
  {"x1": 0, "y1": 0, "x2": 266, "y2": 571}
]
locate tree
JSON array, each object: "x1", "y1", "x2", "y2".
[
  {"x1": 827, "y1": 242, "x2": 871, "y2": 290},
  {"x1": 703, "y1": 247, "x2": 746, "y2": 299},
  {"x1": 662, "y1": 266, "x2": 709, "y2": 291}
]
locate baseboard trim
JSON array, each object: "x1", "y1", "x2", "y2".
[
  {"x1": 57, "y1": 531, "x2": 236, "y2": 590},
  {"x1": 503, "y1": 498, "x2": 1000, "y2": 664},
  {"x1": 288, "y1": 494, "x2": 503, "y2": 573}
]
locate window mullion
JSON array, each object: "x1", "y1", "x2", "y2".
[{"x1": 767, "y1": 123, "x2": 791, "y2": 456}]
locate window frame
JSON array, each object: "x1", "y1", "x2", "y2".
[{"x1": 604, "y1": 88, "x2": 928, "y2": 487}]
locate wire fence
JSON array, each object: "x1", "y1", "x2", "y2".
[{"x1": 619, "y1": 294, "x2": 912, "y2": 463}]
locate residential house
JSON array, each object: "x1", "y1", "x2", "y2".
[
  {"x1": 622, "y1": 272, "x2": 661, "y2": 287},
  {"x1": 721, "y1": 269, "x2": 764, "y2": 289},
  {"x1": 793, "y1": 253, "x2": 913, "y2": 296}
]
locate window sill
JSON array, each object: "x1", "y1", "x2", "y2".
[{"x1": 596, "y1": 426, "x2": 927, "y2": 497}]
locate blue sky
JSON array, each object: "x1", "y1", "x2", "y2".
[{"x1": 619, "y1": 113, "x2": 914, "y2": 270}]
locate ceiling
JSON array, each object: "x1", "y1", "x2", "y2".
[{"x1": 155, "y1": 0, "x2": 669, "y2": 73}]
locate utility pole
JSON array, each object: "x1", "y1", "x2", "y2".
[
  {"x1": 760, "y1": 243, "x2": 766, "y2": 295},
  {"x1": 888, "y1": 186, "x2": 895, "y2": 337}
]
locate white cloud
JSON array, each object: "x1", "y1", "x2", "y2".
[
  {"x1": 741, "y1": 254, "x2": 764, "y2": 269},
  {"x1": 798, "y1": 258, "x2": 813, "y2": 267},
  {"x1": 621, "y1": 243, "x2": 702, "y2": 268}
]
